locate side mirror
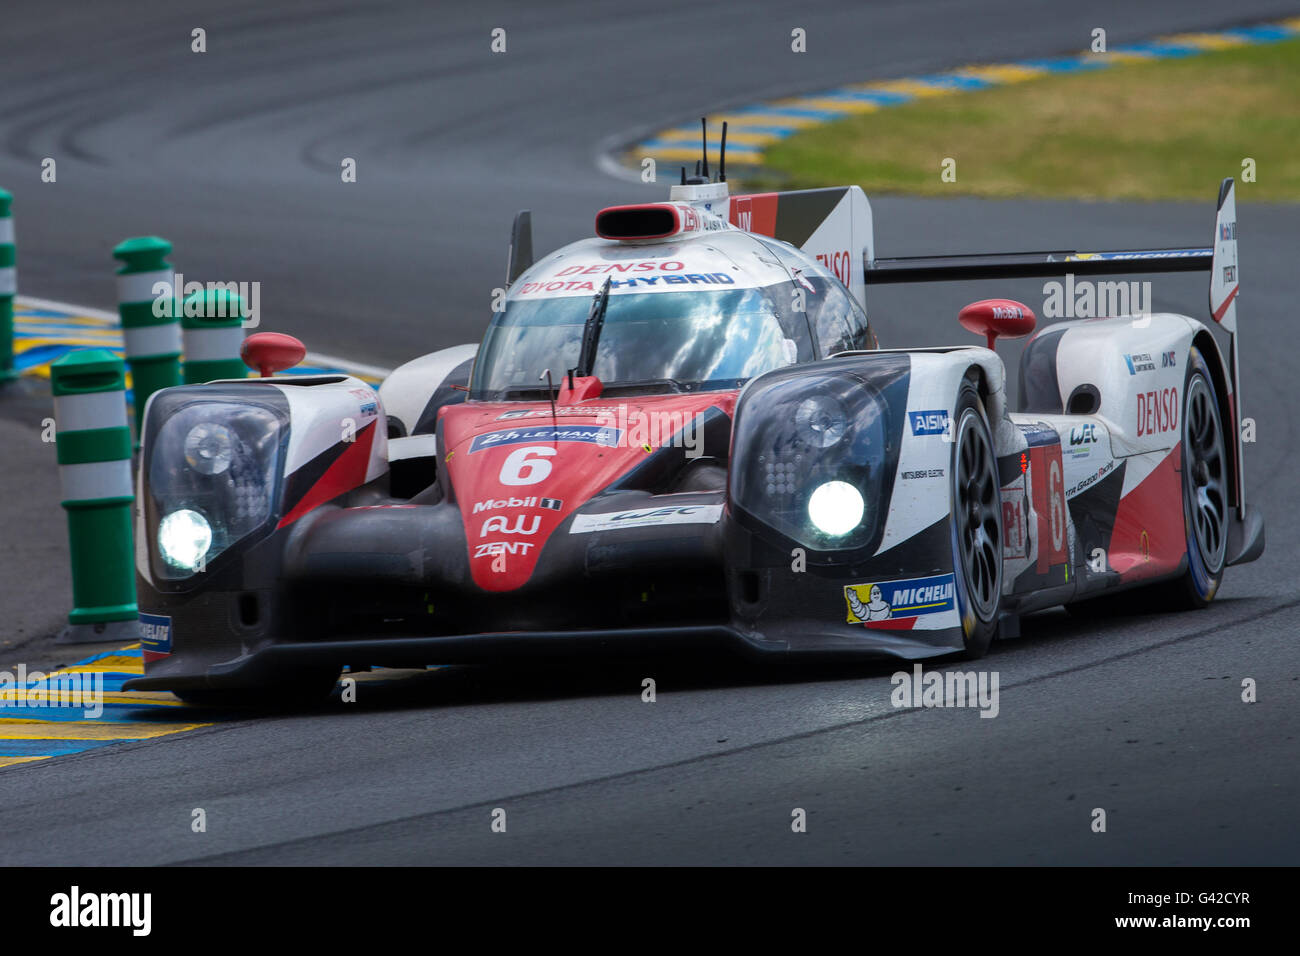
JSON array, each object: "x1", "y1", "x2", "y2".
[
  {"x1": 241, "y1": 332, "x2": 306, "y2": 378},
  {"x1": 959, "y1": 299, "x2": 1036, "y2": 351}
]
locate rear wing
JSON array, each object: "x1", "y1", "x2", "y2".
[
  {"x1": 728, "y1": 186, "x2": 874, "y2": 313},
  {"x1": 863, "y1": 178, "x2": 1247, "y2": 522},
  {"x1": 864, "y1": 247, "x2": 1211, "y2": 283}
]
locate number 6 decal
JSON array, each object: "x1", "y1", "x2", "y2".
[
  {"x1": 499, "y1": 445, "x2": 556, "y2": 486},
  {"x1": 1048, "y1": 457, "x2": 1064, "y2": 552},
  {"x1": 1029, "y1": 441, "x2": 1068, "y2": 573}
]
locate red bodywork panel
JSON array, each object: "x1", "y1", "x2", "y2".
[
  {"x1": 1111, "y1": 443, "x2": 1187, "y2": 580},
  {"x1": 440, "y1": 392, "x2": 737, "y2": 591}
]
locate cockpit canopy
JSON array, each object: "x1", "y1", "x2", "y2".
[{"x1": 470, "y1": 235, "x2": 874, "y2": 400}]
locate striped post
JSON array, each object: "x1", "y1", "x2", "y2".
[
  {"x1": 182, "y1": 287, "x2": 247, "y2": 383},
  {"x1": 0, "y1": 189, "x2": 15, "y2": 381},
  {"x1": 112, "y1": 237, "x2": 180, "y2": 434},
  {"x1": 51, "y1": 349, "x2": 139, "y2": 644}
]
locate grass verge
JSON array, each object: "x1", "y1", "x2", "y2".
[{"x1": 752, "y1": 38, "x2": 1300, "y2": 201}]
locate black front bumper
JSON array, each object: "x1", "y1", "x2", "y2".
[{"x1": 123, "y1": 624, "x2": 759, "y2": 691}]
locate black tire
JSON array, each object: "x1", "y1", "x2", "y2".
[
  {"x1": 1150, "y1": 346, "x2": 1228, "y2": 609},
  {"x1": 950, "y1": 381, "x2": 1003, "y2": 658},
  {"x1": 173, "y1": 667, "x2": 341, "y2": 709}
]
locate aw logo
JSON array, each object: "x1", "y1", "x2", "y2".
[
  {"x1": 480, "y1": 514, "x2": 541, "y2": 536},
  {"x1": 844, "y1": 573, "x2": 956, "y2": 630}
]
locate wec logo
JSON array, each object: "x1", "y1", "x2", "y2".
[{"x1": 1069, "y1": 424, "x2": 1098, "y2": 445}]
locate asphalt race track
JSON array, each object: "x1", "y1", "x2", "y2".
[{"x1": 1, "y1": 0, "x2": 1297, "y2": 865}]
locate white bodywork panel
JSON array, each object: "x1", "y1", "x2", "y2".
[{"x1": 379, "y1": 343, "x2": 478, "y2": 437}]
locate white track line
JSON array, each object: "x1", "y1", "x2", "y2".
[{"x1": 16, "y1": 296, "x2": 394, "y2": 380}]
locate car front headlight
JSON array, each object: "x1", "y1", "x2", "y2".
[
  {"x1": 795, "y1": 395, "x2": 847, "y2": 448},
  {"x1": 731, "y1": 359, "x2": 906, "y2": 555},
  {"x1": 158, "y1": 508, "x2": 213, "y2": 571},
  {"x1": 807, "y1": 480, "x2": 865, "y2": 536},
  {"x1": 143, "y1": 392, "x2": 288, "y2": 581}
]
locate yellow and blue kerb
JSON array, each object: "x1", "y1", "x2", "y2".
[{"x1": 626, "y1": 19, "x2": 1300, "y2": 174}]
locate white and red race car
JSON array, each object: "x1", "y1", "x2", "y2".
[{"x1": 126, "y1": 142, "x2": 1263, "y2": 702}]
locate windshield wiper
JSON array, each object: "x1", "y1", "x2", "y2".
[{"x1": 572, "y1": 276, "x2": 612, "y2": 378}]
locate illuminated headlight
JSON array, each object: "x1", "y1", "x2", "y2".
[
  {"x1": 158, "y1": 509, "x2": 212, "y2": 570},
  {"x1": 807, "y1": 481, "x2": 864, "y2": 536},
  {"x1": 142, "y1": 394, "x2": 288, "y2": 581},
  {"x1": 184, "y1": 422, "x2": 235, "y2": 475},
  {"x1": 730, "y1": 359, "x2": 903, "y2": 554}
]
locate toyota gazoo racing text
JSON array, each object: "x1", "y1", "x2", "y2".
[{"x1": 126, "y1": 136, "x2": 1264, "y2": 702}]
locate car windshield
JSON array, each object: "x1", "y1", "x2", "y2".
[{"x1": 471, "y1": 287, "x2": 797, "y2": 399}]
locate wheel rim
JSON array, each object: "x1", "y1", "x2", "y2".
[
  {"x1": 1184, "y1": 374, "x2": 1227, "y2": 573},
  {"x1": 954, "y1": 409, "x2": 1001, "y2": 620}
]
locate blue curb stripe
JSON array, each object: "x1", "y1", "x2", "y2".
[
  {"x1": 0, "y1": 740, "x2": 133, "y2": 757},
  {"x1": 11, "y1": 302, "x2": 385, "y2": 385},
  {"x1": 817, "y1": 89, "x2": 915, "y2": 105}
]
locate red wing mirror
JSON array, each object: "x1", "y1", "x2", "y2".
[
  {"x1": 958, "y1": 299, "x2": 1036, "y2": 351},
  {"x1": 241, "y1": 332, "x2": 306, "y2": 378}
]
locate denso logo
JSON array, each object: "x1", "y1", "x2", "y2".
[
  {"x1": 1137, "y1": 387, "x2": 1179, "y2": 437},
  {"x1": 815, "y1": 250, "x2": 852, "y2": 285},
  {"x1": 556, "y1": 261, "x2": 685, "y2": 276}
]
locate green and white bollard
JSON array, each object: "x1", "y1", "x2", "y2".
[
  {"x1": 0, "y1": 188, "x2": 15, "y2": 381},
  {"x1": 182, "y1": 287, "x2": 247, "y2": 383},
  {"x1": 112, "y1": 236, "x2": 180, "y2": 435},
  {"x1": 51, "y1": 349, "x2": 139, "y2": 645}
]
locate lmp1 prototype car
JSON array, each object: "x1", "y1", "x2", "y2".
[{"x1": 125, "y1": 142, "x2": 1264, "y2": 702}]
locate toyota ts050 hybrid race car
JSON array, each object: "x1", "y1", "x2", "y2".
[{"x1": 125, "y1": 136, "x2": 1264, "y2": 703}]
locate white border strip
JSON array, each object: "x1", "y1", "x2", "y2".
[{"x1": 16, "y1": 296, "x2": 394, "y2": 381}]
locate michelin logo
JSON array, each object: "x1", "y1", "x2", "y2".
[
  {"x1": 844, "y1": 573, "x2": 956, "y2": 625},
  {"x1": 139, "y1": 613, "x2": 172, "y2": 654}
]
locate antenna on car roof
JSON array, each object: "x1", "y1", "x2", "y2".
[
  {"x1": 700, "y1": 117, "x2": 709, "y2": 181},
  {"x1": 718, "y1": 121, "x2": 727, "y2": 183},
  {"x1": 680, "y1": 166, "x2": 687, "y2": 185}
]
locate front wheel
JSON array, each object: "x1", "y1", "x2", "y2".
[{"x1": 950, "y1": 382, "x2": 1003, "y2": 658}]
